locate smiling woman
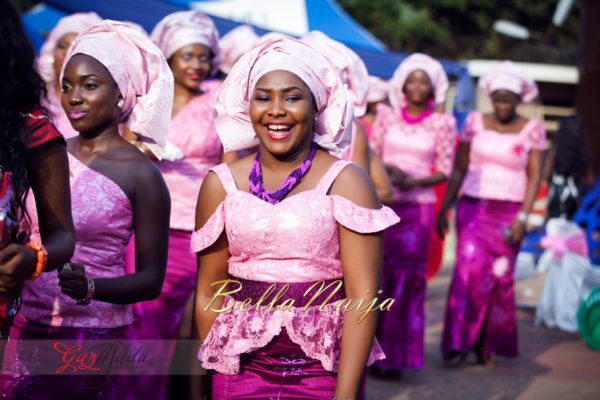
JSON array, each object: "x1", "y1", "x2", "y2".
[{"x1": 191, "y1": 36, "x2": 400, "y2": 400}]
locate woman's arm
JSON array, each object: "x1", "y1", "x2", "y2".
[
  {"x1": 368, "y1": 149, "x2": 393, "y2": 204},
  {"x1": 330, "y1": 165, "x2": 383, "y2": 399},
  {"x1": 399, "y1": 171, "x2": 447, "y2": 191},
  {"x1": 0, "y1": 141, "x2": 75, "y2": 294},
  {"x1": 59, "y1": 160, "x2": 170, "y2": 303},
  {"x1": 436, "y1": 142, "x2": 471, "y2": 238},
  {"x1": 507, "y1": 149, "x2": 543, "y2": 244},
  {"x1": 192, "y1": 172, "x2": 230, "y2": 341},
  {"x1": 189, "y1": 172, "x2": 230, "y2": 400}
]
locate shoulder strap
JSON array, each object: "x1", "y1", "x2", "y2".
[
  {"x1": 210, "y1": 163, "x2": 239, "y2": 195},
  {"x1": 315, "y1": 160, "x2": 353, "y2": 194}
]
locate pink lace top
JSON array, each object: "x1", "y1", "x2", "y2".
[
  {"x1": 21, "y1": 153, "x2": 134, "y2": 328},
  {"x1": 190, "y1": 160, "x2": 400, "y2": 374},
  {"x1": 158, "y1": 80, "x2": 223, "y2": 231},
  {"x1": 459, "y1": 111, "x2": 547, "y2": 202},
  {"x1": 370, "y1": 104, "x2": 456, "y2": 204}
]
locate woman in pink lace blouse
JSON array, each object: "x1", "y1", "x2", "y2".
[
  {"x1": 191, "y1": 36, "x2": 399, "y2": 399},
  {"x1": 6, "y1": 21, "x2": 171, "y2": 398},
  {"x1": 437, "y1": 61, "x2": 546, "y2": 367},
  {"x1": 369, "y1": 53, "x2": 456, "y2": 377}
]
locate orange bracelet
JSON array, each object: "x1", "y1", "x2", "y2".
[{"x1": 25, "y1": 242, "x2": 48, "y2": 281}]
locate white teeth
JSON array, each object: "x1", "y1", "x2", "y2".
[{"x1": 267, "y1": 124, "x2": 291, "y2": 131}]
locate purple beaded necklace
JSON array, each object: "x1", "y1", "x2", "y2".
[{"x1": 248, "y1": 142, "x2": 318, "y2": 204}]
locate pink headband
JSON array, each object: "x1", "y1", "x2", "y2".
[
  {"x1": 219, "y1": 25, "x2": 259, "y2": 74},
  {"x1": 389, "y1": 53, "x2": 448, "y2": 108},
  {"x1": 478, "y1": 60, "x2": 538, "y2": 103},
  {"x1": 301, "y1": 31, "x2": 369, "y2": 117},
  {"x1": 37, "y1": 12, "x2": 103, "y2": 85},
  {"x1": 62, "y1": 20, "x2": 174, "y2": 159},
  {"x1": 151, "y1": 11, "x2": 220, "y2": 72},
  {"x1": 215, "y1": 35, "x2": 353, "y2": 153},
  {"x1": 367, "y1": 76, "x2": 389, "y2": 103}
]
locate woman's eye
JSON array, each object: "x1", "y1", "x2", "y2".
[
  {"x1": 85, "y1": 83, "x2": 98, "y2": 89},
  {"x1": 286, "y1": 96, "x2": 301, "y2": 102},
  {"x1": 254, "y1": 96, "x2": 269, "y2": 102},
  {"x1": 182, "y1": 54, "x2": 192, "y2": 61},
  {"x1": 199, "y1": 55, "x2": 210, "y2": 63},
  {"x1": 61, "y1": 84, "x2": 71, "y2": 93}
]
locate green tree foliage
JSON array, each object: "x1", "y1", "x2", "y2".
[{"x1": 339, "y1": 0, "x2": 579, "y2": 64}]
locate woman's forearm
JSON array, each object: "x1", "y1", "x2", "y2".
[
  {"x1": 335, "y1": 292, "x2": 378, "y2": 397},
  {"x1": 416, "y1": 171, "x2": 447, "y2": 188}
]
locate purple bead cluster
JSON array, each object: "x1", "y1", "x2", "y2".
[{"x1": 248, "y1": 142, "x2": 318, "y2": 204}]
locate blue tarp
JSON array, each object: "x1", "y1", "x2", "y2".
[{"x1": 24, "y1": 0, "x2": 475, "y2": 114}]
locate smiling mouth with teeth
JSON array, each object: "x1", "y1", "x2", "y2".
[{"x1": 265, "y1": 124, "x2": 294, "y2": 140}]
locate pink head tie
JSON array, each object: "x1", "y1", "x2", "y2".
[
  {"x1": 37, "y1": 12, "x2": 103, "y2": 85},
  {"x1": 478, "y1": 60, "x2": 538, "y2": 103},
  {"x1": 215, "y1": 35, "x2": 353, "y2": 153},
  {"x1": 301, "y1": 31, "x2": 369, "y2": 117},
  {"x1": 389, "y1": 53, "x2": 448, "y2": 109},
  {"x1": 62, "y1": 20, "x2": 174, "y2": 159},
  {"x1": 219, "y1": 25, "x2": 259, "y2": 74},
  {"x1": 151, "y1": 11, "x2": 220, "y2": 72},
  {"x1": 367, "y1": 76, "x2": 389, "y2": 103}
]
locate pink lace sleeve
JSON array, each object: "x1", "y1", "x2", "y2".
[
  {"x1": 190, "y1": 202, "x2": 225, "y2": 253},
  {"x1": 369, "y1": 103, "x2": 394, "y2": 157},
  {"x1": 331, "y1": 195, "x2": 400, "y2": 233},
  {"x1": 524, "y1": 119, "x2": 547, "y2": 151},
  {"x1": 434, "y1": 114, "x2": 457, "y2": 176},
  {"x1": 459, "y1": 111, "x2": 479, "y2": 142}
]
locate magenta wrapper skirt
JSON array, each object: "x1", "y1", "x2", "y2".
[
  {"x1": 441, "y1": 196, "x2": 521, "y2": 358},
  {"x1": 376, "y1": 202, "x2": 434, "y2": 370}
]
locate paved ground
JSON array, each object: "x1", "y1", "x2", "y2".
[{"x1": 364, "y1": 265, "x2": 600, "y2": 400}]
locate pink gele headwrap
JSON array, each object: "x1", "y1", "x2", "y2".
[
  {"x1": 478, "y1": 60, "x2": 539, "y2": 103},
  {"x1": 62, "y1": 20, "x2": 174, "y2": 159},
  {"x1": 219, "y1": 25, "x2": 259, "y2": 74},
  {"x1": 215, "y1": 35, "x2": 353, "y2": 154},
  {"x1": 37, "y1": 12, "x2": 103, "y2": 85},
  {"x1": 150, "y1": 10, "x2": 220, "y2": 72},
  {"x1": 367, "y1": 76, "x2": 389, "y2": 104},
  {"x1": 389, "y1": 53, "x2": 449, "y2": 109},
  {"x1": 301, "y1": 31, "x2": 369, "y2": 117}
]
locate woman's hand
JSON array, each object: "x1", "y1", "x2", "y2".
[
  {"x1": 436, "y1": 212, "x2": 449, "y2": 239},
  {"x1": 397, "y1": 175, "x2": 421, "y2": 191},
  {"x1": 505, "y1": 220, "x2": 526, "y2": 246},
  {"x1": 58, "y1": 263, "x2": 87, "y2": 300},
  {"x1": 0, "y1": 244, "x2": 36, "y2": 295},
  {"x1": 385, "y1": 165, "x2": 406, "y2": 187}
]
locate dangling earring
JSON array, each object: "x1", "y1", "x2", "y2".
[{"x1": 117, "y1": 99, "x2": 125, "y2": 109}]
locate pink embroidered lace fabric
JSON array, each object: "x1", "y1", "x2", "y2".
[
  {"x1": 158, "y1": 80, "x2": 222, "y2": 231},
  {"x1": 459, "y1": 111, "x2": 547, "y2": 202},
  {"x1": 370, "y1": 104, "x2": 457, "y2": 204},
  {"x1": 21, "y1": 153, "x2": 134, "y2": 328},
  {"x1": 191, "y1": 160, "x2": 400, "y2": 374}
]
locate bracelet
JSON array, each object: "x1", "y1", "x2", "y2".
[
  {"x1": 516, "y1": 211, "x2": 529, "y2": 223},
  {"x1": 25, "y1": 242, "x2": 48, "y2": 281},
  {"x1": 76, "y1": 278, "x2": 95, "y2": 306}
]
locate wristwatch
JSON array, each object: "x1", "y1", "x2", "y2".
[{"x1": 76, "y1": 278, "x2": 95, "y2": 306}]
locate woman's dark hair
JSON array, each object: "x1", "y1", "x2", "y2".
[
  {"x1": 0, "y1": 0, "x2": 48, "y2": 222},
  {"x1": 552, "y1": 115, "x2": 592, "y2": 180}
]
